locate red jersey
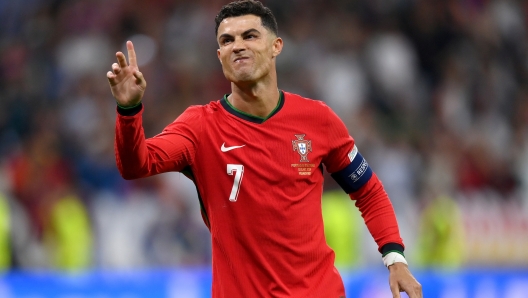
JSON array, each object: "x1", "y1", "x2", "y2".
[{"x1": 115, "y1": 91, "x2": 403, "y2": 298}]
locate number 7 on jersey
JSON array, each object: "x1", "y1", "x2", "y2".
[{"x1": 227, "y1": 164, "x2": 244, "y2": 202}]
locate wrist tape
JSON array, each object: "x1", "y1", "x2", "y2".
[{"x1": 382, "y1": 251, "x2": 408, "y2": 267}]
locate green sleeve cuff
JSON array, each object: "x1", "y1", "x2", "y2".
[
  {"x1": 381, "y1": 243, "x2": 405, "y2": 257},
  {"x1": 117, "y1": 102, "x2": 143, "y2": 116},
  {"x1": 116, "y1": 101, "x2": 142, "y2": 109}
]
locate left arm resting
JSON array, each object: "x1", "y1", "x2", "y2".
[{"x1": 350, "y1": 172, "x2": 404, "y2": 252}]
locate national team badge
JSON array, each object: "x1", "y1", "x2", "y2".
[{"x1": 292, "y1": 134, "x2": 312, "y2": 162}]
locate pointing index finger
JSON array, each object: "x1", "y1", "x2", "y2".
[{"x1": 127, "y1": 41, "x2": 138, "y2": 68}]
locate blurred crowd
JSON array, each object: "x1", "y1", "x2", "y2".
[{"x1": 0, "y1": 0, "x2": 527, "y2": 271}]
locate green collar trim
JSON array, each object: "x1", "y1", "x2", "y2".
[{"x1": 220, "y1": 91, "x2": 284, "y2": 124}]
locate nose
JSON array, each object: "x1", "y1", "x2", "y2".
[{"x1": 232, "y1": 37, "x2": 246, "y2": 53}]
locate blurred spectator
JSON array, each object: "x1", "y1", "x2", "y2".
[
  {"x1": 415, "y1": 195, "x2": 465, "y2": 268},
  {"x1": 43, "y1": 194, "x2": 92, "y2": 271}
]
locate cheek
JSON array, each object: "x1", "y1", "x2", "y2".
[
  {"x1": 257, "y1": 52, "x2": 272, "y2": 70},
  {"x1": 218, "y1": 50, "x2": 229, "y2": 66},
  {"x1": 220, "y1": 57, "x2": 232, "y2": 71}
]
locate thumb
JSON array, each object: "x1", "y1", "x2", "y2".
[{"x1": 133, "y1": 70, "x2": 147, "y2": 90}]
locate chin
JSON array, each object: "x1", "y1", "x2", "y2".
[{"x1": 229, "y1": 72, "x2": 256, "y2": 84}]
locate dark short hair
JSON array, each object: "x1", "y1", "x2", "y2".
[{"x1": 215, "y1": 0, "x2": 278, "y2": 36}]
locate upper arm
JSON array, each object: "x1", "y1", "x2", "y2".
[{"x1": 321, "y1": 104, "x2": 373, "y2": 194}]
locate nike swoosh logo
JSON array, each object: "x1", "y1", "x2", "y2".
[{"x1": 221, "y1": 142, "x2": 246, "y2": 152}]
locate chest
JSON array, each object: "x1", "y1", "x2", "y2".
[{"x1": 196, "y1": 116, "x2": 328, "y2": 181}]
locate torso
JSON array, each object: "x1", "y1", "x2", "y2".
[{"x1": 187, "y1": 91, "x2": 347, "y2": 298}]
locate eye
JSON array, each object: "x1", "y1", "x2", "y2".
[{"x1": 221, "y1": 38, "x2": 233, "y2": 45}]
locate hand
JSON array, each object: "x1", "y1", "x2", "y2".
[
  {"x1": 388, "y1": 263, "x2": 422, "y2": 298},
  {"x1": 107, "y1": 41, "x2": 147, "y2": 107}
]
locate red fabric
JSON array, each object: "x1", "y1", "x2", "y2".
[
  {"x1": 115, "y1": 91, "x2": 403, "y2": 298},
  {"x1": 114, "y1": 108, "x2": 196, "y2": 179},
  {"x1": 349, "y1": 173, "x2": 404, "y2": 252}
]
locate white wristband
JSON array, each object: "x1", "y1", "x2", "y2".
[{"x1": 382, "y1": 252, "x2": 408, "y2": 267}]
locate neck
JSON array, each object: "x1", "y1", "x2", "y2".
[{"x1": 228, "y1": 79, "x2": 280, "y2": 118}]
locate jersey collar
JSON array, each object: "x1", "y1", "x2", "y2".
[{"x1": 220, "y1": 90, "x2": 284, "y2": 124}]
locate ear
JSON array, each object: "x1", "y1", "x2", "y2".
[
  {"x1": 217, "y1": 48, "x2": 222, "y2": 65},
  {"x1": 272, "y1": 37, "x2": 283, "y2": 58}
]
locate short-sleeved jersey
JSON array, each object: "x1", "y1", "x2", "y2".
[{"x1": 115, "y1": 91, "x2": 402, "y2": 298}]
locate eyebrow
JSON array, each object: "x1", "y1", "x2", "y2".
[{"x1": 218, "y1": 28, "x2": 261, "y2": 41}]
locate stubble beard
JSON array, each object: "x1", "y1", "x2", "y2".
[
  {"x1": 227, "y1": 65, "x2": 257, "y2": 84},
  {"x1": 228, "y1": 62, "x2": 269, "y2": 85}
]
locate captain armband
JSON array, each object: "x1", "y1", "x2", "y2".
[{"x1": 330, "y1": 145, "x2": 373, "y2": 193}]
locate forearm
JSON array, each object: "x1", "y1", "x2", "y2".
[
  {"x1": 350, "y1": 173, "x2": 404, "y2": 252},
  {"x1": 114, "y1": 105, "x2": 194, "y2": 179},
  {"x1": 114, "y1": 105, "x2": 150, "y2": 179}
]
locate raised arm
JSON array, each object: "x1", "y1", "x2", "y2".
[{"x1": 108, "y1": 41, "x2": 197, "y2": 180}]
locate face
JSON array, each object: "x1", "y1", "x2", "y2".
[{"x1": 217, "y1": 14, "x2": 282, "y2": 84}]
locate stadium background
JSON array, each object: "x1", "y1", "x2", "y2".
[{"x1": 1, "y1": 0, "x2": 528, "y2": 297}]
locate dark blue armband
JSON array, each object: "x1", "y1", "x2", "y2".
[{"x1": 330, "y1": 146, "x2": 373, "y2": 194}]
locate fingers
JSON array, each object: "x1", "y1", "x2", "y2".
[
  {"x1": 107, "y1": 63, "x2": 120, "y2": 86},
  {"x1": 398, "y1": 281, "x2": 422, "y2": 298},
  {"x1": 115, "y1": 41, "x2": 138, "y2": 70},
  {"x1": 107, "y1": 71, "x2": 117, "y2": 85},
  {"x1": 112, "y1": 63, "x2": 121, "y2": 74},
  {"x1": 133, "y1": 70, "x2": 147, "y2": 90},
  {"x1": 127, "y1": 41, "x2": 138, "y2": 67},
  {"x1": 116, "y1": 51, "x2": 128, "y2": 68},
  {"x1": 404, "y1": 283, "x2": 423, "y2": 298},
  {"x1": 388, "y1": 263, "x2": 422, "y2": 298},
  {"x1": 107, "y1": 41, "x2": 145, "y2": 89},
  {"x1": 390, "y1": 284, "x2": 401, "y2": 298}
]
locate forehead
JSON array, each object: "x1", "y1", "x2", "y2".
[{"x1": 217, "y1": 14, "x2": 265, "y2": 36}]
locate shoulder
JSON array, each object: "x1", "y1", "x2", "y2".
[
  {"x1": 283, "y1": 91, "x2": 334, "y2": 115},
  {"x1": 174, "y1": 100, "x2": 222, "y2": 122},
  {"x1": 161, "y1": 100, "x2": 222, "y2": 136},
  {"x1": 284, "y1": 91, "x2": 330, "y2": 107},
  {"x1": 283, "y1": 91, "x2": 349, "y2": 134}
]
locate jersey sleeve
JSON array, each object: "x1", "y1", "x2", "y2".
[
  {"x1": 114, "y1": 105, "x2": 202, "y2": 179},
  {"x1": 321, "y1": 103, "x2": 404, "y2": 253},
  {"x1": 321, "y1": 103, "x2": 356, "y2": 174},
  {"x1": 352, "y1": 172, "x2": 404, "y2": 253}
]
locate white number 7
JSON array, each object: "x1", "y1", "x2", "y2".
[{"x1": 227, "y1": 164, "x2": 244, "y2": 202}]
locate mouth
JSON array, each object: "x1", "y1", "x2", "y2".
[{"x1": 233, "y1": 57, "x2": 249, "y2": 63}]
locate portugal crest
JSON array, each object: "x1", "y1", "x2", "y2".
[{"x1": 292, "y1": 134, "x2": 312, "y2": 162}]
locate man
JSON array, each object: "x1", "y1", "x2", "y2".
[{"x1": 107, "y1": 0, "x2": 422, "y2": 297}]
